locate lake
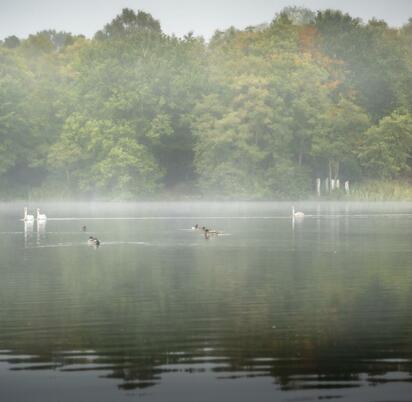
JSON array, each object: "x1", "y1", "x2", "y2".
[{"x1": 0, "y1": 202, "x2": 411, "y2": 402}]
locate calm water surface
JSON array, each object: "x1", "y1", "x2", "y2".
[{"x1": 0, "y1": 202, "x2": 412, "y2": 402}]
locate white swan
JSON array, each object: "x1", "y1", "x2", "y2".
[
  {"x1": 292, "y1": 206, "x2": 305, "y2": 218},
  {"x1": 23, "y1": 207, "x2": 34, "y2": 222},
  {"x1": 36, "y1": 208, "x2": 47, "y2": 221}
]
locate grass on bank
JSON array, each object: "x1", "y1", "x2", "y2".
[{"x1": 348, "y1": 180, "x2": 412, "y2": 201}]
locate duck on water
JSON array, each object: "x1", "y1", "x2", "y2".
[{"x1": 88, "y1": 236, "x2": 100, "y2": 247}]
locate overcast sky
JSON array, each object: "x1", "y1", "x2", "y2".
[{"x1": 1, "y1": 0, "x2": 412, "y2": 40}]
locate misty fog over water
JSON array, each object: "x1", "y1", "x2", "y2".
[{"x1": 0, "y1": 202, "x2": 411, "y2": 401}]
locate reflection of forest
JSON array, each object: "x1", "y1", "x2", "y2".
[
  {"x1": 2, "y1": 319, "x2": 412, "y2": 392},
  {"x1": 1, "y1": 216, "x2": 412, "y2": 392}
]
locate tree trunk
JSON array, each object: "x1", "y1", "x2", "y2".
[
  {"x1": 298, "y1": 140, "x2": 304, "y2": 166},
  {"x1": 328, "y1": 160, "x2": 332, "y2": 184},
  {"x1": 65, "y1": 169, "x2": 71, "y2": 188},
  {"x1": 334, "y1": 161, "x2": 340, "y2": 181},
  {"x1": 328, "y1": 160, "x2": 340, "y2": 183}
]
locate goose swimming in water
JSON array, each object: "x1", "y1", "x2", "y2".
[
  {"x1": 292, "y1": 206, "x2": 305, "y2": 218},
  {"x1": 202, "y1": 227, "x2": 220, "y2": 238},
  {"x1": 23, "y1": 207, "x2": 34, "y2": 222},
  {"x1": 36, "y1": 208, "x2": 47, "y2": 221},
  {"x1": 88, "y1": 236, "x2": 100, "y2": 246}
]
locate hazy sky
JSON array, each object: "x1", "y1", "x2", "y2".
[{"x1": 1, "y1": 0, "x2": 412, "y2": 40}]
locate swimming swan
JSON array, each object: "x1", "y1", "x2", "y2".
[
  {"x1": 36, "y1": 208, "x2": 47, "y2": 221},
  {"x1": 23, "y1": 207, "x2": 34, "y2": 222},
  {"x1": 292, "y1": 206, "x2": 305, "y2": 218}
]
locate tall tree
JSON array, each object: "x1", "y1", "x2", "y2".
[
  {"x1": 312, "y1": 97, "x2": 370, "y2": 181},
  {"x1": 359, "y1": 112, "x2": 412, "y2": 179}
]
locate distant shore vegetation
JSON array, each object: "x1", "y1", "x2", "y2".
[{"x1": 1, "y1": 7, "x2": 412, "y2": 200}]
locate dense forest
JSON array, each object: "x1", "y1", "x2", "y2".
[{"x1": 1, "y1": 7, "x2": 412, "y2": 199}]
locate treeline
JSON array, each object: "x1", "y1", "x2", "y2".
[{"x1": 1, "y1": 7, "x2": 412, "y2": 199}]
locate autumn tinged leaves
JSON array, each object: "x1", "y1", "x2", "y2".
[{"x1": 1, "y1": 8, "x2": 412, "y2": 199}]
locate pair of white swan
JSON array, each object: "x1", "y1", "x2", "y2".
[{"x1": 23, "y1": 207, "x2": 47, "y2": 222}]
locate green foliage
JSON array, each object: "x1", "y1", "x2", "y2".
[
  {"x1": 315, "y1": 10, "x2": 412, "y2": 121},
  {"x1": 94, "y1": 9, "x2": 161, "y2": 41},
  {"x1": 312, "y1": 97, "x2": 370, "y2": 179},
  {"x1": 278, "y1": 7, "x2": 316, "y2": 25},
  {"x1": 359, "y1": 112, "x2": 412, "y2": 179},
  {"x1": 350, "y1": 180, "x2": 412, "y2": 201},
  {"x1": 264, "y1": 160, "x2": 313, "y2": 199},
  {"x1": 48, "y1": 114, "x2": 163, "y2": 196},
  {"x1": 0, "y1": 48, "x2": 31, "y2": 175},
  {"x1": 3, "y1": 36, "x2": 20, "y2": 49},
  {"x1": 1, "y1": 7, "x2": 412, "y2": 199}
]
